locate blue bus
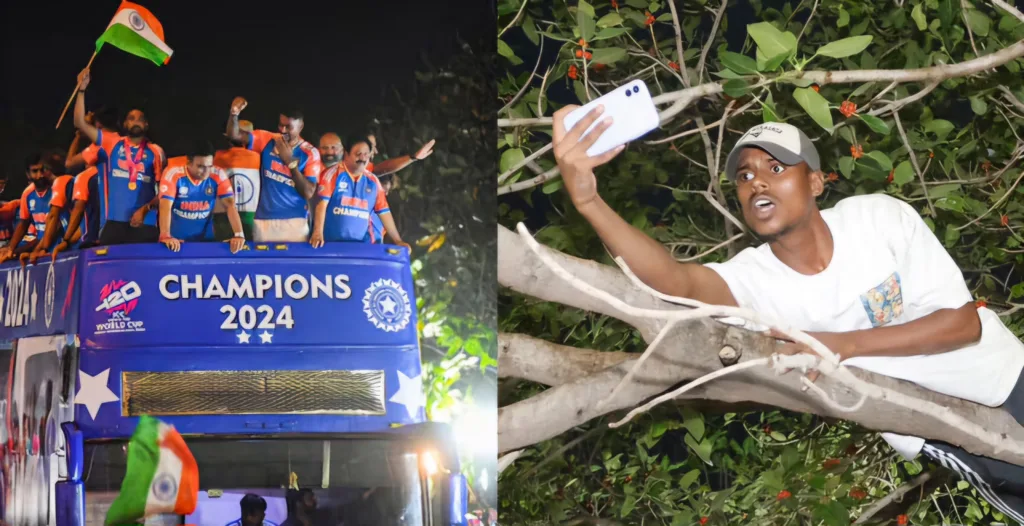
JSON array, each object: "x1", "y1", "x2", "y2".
[{"x1": 0, "y1": 243, "x2": 468, "y2": 526}]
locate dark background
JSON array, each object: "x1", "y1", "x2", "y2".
[{"x1": 0, "y1": 0, "x2": 494, "y2": 200}]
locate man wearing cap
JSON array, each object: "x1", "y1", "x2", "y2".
[
  {"x1": 552, "y1": 104, "x2": 1024, "y2": 518},
  {"x1": 213, "y1": 119, "x2": 260, "y2": 241}
]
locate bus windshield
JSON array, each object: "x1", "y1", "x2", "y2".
[{"x1": 83, "y1": 437, "x2": 436, "y2": 526}]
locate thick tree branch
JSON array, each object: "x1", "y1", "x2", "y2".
[
  {"x1": 498, "y1": 332, "x2": 630, "y2": 385},
  {"x1": 497, "y1": 228, "x2": 1024, "y2": 464}
]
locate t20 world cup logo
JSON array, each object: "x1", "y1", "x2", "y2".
[{"x1": 96, "y1": 280, "x2": 142, "y2": 315}]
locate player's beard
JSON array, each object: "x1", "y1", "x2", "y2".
[
  {"x1": 33, "y1": 177, "x2": 52, "y2": 191},
  {"x1": 322, "y1": 154, "x2": 340, "y2": 166},
  {"x1": 127, "y1": 125, "x2": 145, "y2": 138}
]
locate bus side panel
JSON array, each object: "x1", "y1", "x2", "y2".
[{"x1": 3, "y1": 335, "x2": 75, "y2": 526}]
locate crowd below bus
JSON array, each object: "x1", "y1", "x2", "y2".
[{"x1": 0, "y1": 67, "x2": 435, "y2": 265}]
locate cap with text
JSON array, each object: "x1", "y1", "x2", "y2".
[{"x1": 724, "y1": 122, "x2": 820, "y2": 181}]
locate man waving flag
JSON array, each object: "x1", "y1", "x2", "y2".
[{"x1": 95, "y1": 1, "x2": 173, "y2": 66}]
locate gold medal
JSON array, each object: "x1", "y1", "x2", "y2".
[{"x1": 128, "y1": 181, "x2": 137, "y2": 190}]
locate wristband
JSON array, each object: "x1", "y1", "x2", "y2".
[{"x1": 233, "y1": 232, "x2": 245, "y2": 239}]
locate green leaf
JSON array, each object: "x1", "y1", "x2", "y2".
[
  {"x1": 500, "y1": 148, "x2": 525, "y2": 173},
  {"x1": 769, "y1": 431, "x2": 787, "y2": 441},
  {"x1": 684, "y1": 433, "x2": 714, "y2": 465},
  {"x1": 577, "y1": 0, "x2": 595, "y2": 17},
  {"x1": 815, "y1": 35, "x2": 873, "y2": 58},
  {"x1": 837, "y1": 6, "x2": 850, "y2": 27},
  {"x1": 679, "y1": 469, "x2": 701, "y2": 489},
  {"x1": 747, "y1": 22, "x2": 797, "y2": 59},
  {"x1": 814, "y1": 500, "x2": 850, "y2": 526},
  {"x1": 758, "y1": 50, "x2": 791, "y2": 72},
  {"x1": 723, "y1": 79, "x2": 750, "y2": 98},
  {"x1": 958, "y1": 480, "x2": 971, "y2": 490},
  {"x1": 861, "y1": 150, "x2": 894, "y2": 172},
  {"x1": 542, "y1": 178, "x2": 564, "y2": 194},
  {"x1": 497, "y1": 39, "x2": 515, "y2": 58},
  {"x1": 924, "y1": 119, "x2": 955, "y2": 140},
  {"x1": 967, "y1": 9, "x2": 991, "y2": 36},
  {"x1": 970, "y1": 96, "x2": 988, "y2": 115},
  {"x1": 859, "y1": 114, "x2": 890, "y2": 134},
  {"x1": 912, "y1": 3, "x2": 928, "y2": 30},
  {"x1": 719, "y1": 51, "x2": 759, "y2": 74},
  {"x1": 839, "y1": 156, "x2": 855, "y2": 177},
  {"x1": 620, "y1": 495, "x2": 637, "y2": 517},
  {"x1": 935, "y1": 195, "x2": 965, "y2": 213},
  {"x1": 594, "y1": 27, "x2": 629, "y2": 40},
  {"x1": 626, "y1": 0, "x2": 647, "y2": 7},
  {"x1": 577, "y1": 0, "x2": 596, "y2": 40},
  {"x1": 682, "y1": 407, "x2": 705, "y2": 440},
  {"x1": 763, "y1": 94, "x2": 779, "y2": 122},
  {"x1": 893, "y1": 160, "x2": 915, "y2": 185},
  {"x1": 522, "y1": 15, "x2": 540, "y2": 45},
  {"x1": 596, "y1": 13, "x2": 623, "y2": 28},
  {"x1": 793, "y1": 87, "x2": 834, "y2": 130},
  {"x1": 591, "y1": 47, "x2": 627, "y2": 64},
  {"x1": 573, "y1": 80, "x2": 590, "y2": 103}
]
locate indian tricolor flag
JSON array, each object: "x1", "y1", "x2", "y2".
[
  {"x1": 95, "y1": 1, "x2": 173, "y2": 66},
  {"x1": 104, "y1": 415, "x2": 199, "y2": 526}
]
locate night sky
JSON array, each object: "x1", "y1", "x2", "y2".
[{"x1": 0, "y1": 0, "x2": 494, "y2": 200}]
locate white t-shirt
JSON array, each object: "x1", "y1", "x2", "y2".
[{"x1": 706, "y1": 193, "x2": 1024, "y2": 459}]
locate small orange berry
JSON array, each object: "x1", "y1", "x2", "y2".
[
  {"x1": 976, "y1": 299, "x2": 988, "y2": 309},
  {"x1": 811, "y1": 85, "x2": 820, "y2": 92},
  {"x1": 777, "y1": 490, "x2": 792, "y2": 500},
  {"x1": 897, "y1": 515, "x2": 908, "y2": 526},
  {"x1": 1002, "y1": 214, "x2": 1010, "y2": 227},
  {"x1": 850, "y1": 145, "x2": 863, "y2": 159},
  {"x1": 827, "y1": 172, "x2": 839, "y2": 182},
  {"x1": 700, "y1": 518, "x2": 708, "y2": 525},
  {"x1": 840, "y1": 100, "x2": 857, "y2": 118},
  {"x1": 579, "y1": 38, "x2": 587, "y2": 48},
  {"x1": 669, "y1": 61, "x2": 680, "y2": 71}
]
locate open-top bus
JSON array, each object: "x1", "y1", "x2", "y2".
[{"x1": 0, "y1": 242, "x2": 468, "y2": 525}]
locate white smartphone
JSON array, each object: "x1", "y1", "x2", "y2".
[{"x1": 562, "y1": 80, "x2": 660, "y2": 157}]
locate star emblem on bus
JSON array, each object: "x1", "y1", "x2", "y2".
[
  {"x1": 75, "y1": 368, "x2": 119, "y2": 420},
  {"x1": 362, "y1": 278, "x2": 411, "y2": 333}
]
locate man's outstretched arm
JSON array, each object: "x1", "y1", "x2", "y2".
[{"x1": 552, "y1": 105, "x2": 738, "y2": 307}]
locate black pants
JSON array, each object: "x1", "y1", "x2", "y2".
[
  {"x1": 97, "y1": 220, "x2": 158, "y2": 245},
  {"x1": 922, "y1": 368, "x2": 1024, "y2": 523}
]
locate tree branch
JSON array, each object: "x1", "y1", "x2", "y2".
[
  {"x1": 853, "y1": 472, "x2": 933, "y2": 525},
  {"x1": 497, "y1": 226, "x2": 1024, "y2": 464},
  {"x1": 499, "y1": 332, "x2": 631, "y2": 386}
]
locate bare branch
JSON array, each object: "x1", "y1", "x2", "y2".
[
  {"x1": 498, "y1": 0, "x2": 529, "y2": 38},
  {"x1": 696, "y1": 1, "x2": 728, "y2": 84},
  {"x1": 666, "y1": 0, "x2": 691, "y2": 89},
  {"x1": 892, "y1": 110, "x2": 935, "y2": 216},
  {"x1": 991, "y1": 0, "x2": 1024, "y2": 24},
  {"x1": 853, "y1": 472, "x2": 933, "y2": 525},
  {"x1": 498, "y1": 166, "x2": 560, "y2": 195},
  {"x1": 498, "y1": 143, "x2": 553, "y2": 184}
]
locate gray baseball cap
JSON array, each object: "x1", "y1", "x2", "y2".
[{"x1": 724, "y1": 122, "x2": 820, "y2": 181}]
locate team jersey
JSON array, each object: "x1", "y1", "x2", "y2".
[
  {"x1": 93, "y1": 130, "x2": 166, "y2": 226},
  {"x1": 20, "y1": 176, "x2": 74, "y2": 239},
  {"x1": 160, "y1": 164, "x2": 233, "y2": 241},
  {"x1": 317, "y1": 166, "x2": 390, "y2": 242},
  {"x1": 214, "y1": 147, "x2": 261, "y2": 222},
  {"x1": 0, "y1": 201, "x2": 19, "y2": 247},
  {"x1": 81, "y1": 143, "x2": 101, "y2": 166},
  {"x1": 72, "y1": 167, "x2": 101, "y2": 244},
  {"x1": 247, "y1": 130, "x2": 322, "y2": 220}
]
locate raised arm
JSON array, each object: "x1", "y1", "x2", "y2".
[
  {"x1": 551, "y1": 105, "x2": 737, "y2": 307},
  {"x1": 73, "y1": 69, "x2": 99, "y2": 144},
  {"x1": 371, "y1": 139, "x2": 435, "y2": 176},
  {"x1": 226, "y1": 97, "x2": 250, "y2": 144}
]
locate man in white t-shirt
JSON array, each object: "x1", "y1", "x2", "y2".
[{"x1": 551, "y1": 104, "x2": 1024, "y2": 519}]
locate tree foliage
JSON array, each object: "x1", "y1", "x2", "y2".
[
  {"x1": 498, "y1": 0, "x2": 1024, "y2": 523},
  {"x1": 375, "y1": 39, "x2": 499, "y2": 508}
]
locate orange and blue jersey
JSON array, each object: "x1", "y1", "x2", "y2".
[
  {"x1": 317, "y1": 165, "x2": 390, "y2": 242},
  {"x1": 72, "y1": 167, "x2": 101, "y2": 245},
  {"x1": 20, "y1": 176, "x2": 74, "y2": 239},
  {"x1": 93, "y1": 130, "x2": 166, "y2": 226},
  {"x1": 159, "y1": 164, "x2": 233, "y2": 241},
  {"x1": 247, "y1": 130, "x2": 322, "y2": 220},
  {"x1": 370, "y1": 213, "x2": 385, "y2": 243},
  {"x1": 0, "y1": 201, "x2": 20, "y2": 246},
  {"x1": 81, "y1": 143, "x2": 101, "y2": 167}
]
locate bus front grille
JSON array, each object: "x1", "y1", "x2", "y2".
[{"x1": 121, "y1": 370, "x2": 386, "y2": 416}]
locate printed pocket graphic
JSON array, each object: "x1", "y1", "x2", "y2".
[{"x1": 859, "y1": 272, "x2": 903, "y2": 327}]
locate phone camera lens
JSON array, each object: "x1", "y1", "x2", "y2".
[
  {"x1": 626, "y1": 90, "x2": 632, "y2": 97},
  {"x1": 633, "y1": 86, "x2": 639, "y2": 93}
]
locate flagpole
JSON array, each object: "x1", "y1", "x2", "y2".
[{"x1": 55, "y1": 50, "x2": 99, "y2": 129}]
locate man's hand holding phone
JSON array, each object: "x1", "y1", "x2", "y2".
[{"x1": 552, "y1": 104, "x2": 626, "y2": 211}]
